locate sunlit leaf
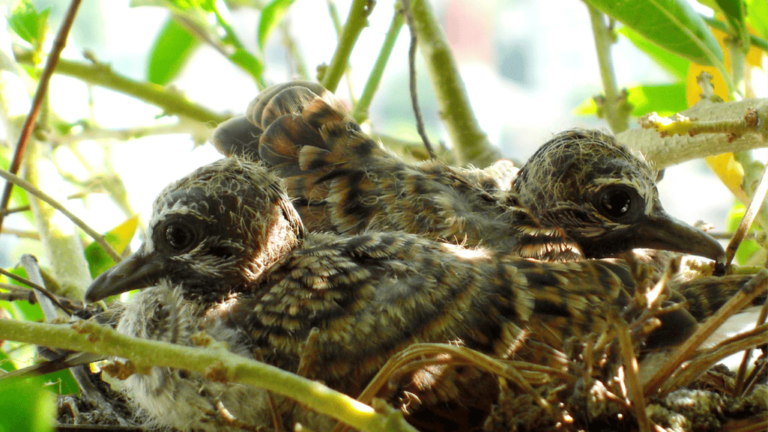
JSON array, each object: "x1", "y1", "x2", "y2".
[
  {"x1": 585, "y1": 0, "x2": 724, "y2": 66},
  {"x1": 8, "y1": 1, "x2": 50, "y2": 51},
  {"x1": 148, "y1": 17, "x2": 200, "y2": 85},
  {"x1": 258, "y1": 0, "x2": 295, "y2": 50},
  {"x1": 746, "y1": 0, "x2": 768, "y2": 38},
  {"x1": 84, "y1": 216, "x2": 139, "y2": 278},
  {"x1": 230, "y1": 48, "x2": 264, "y2": 83},
  {"x1": 574, "y1": 83, "x2": 687, "y2": 117},
  {"x1": 619, "y1": 27, "x2": 689, "y2": 80},
  {"x1": 0, "y1": 375, "x2": 55, "y2": 432},
  {"x1": 1, "y1": 268, "x2": 44, "y2": 322},
  {"x1": 37, "y1": 370, "x2": 80, "y2": 396},
  {"x1": 0, "y1": 348, "x2": 17, "y2": 372}
]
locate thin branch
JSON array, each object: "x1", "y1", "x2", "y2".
[
  {"x1": 13, "y1": 48, "x2": 230, "y2": 126},
  {"x1": 660, "y1": 324, "x2": 768, "y2": 394},
  {"x1": 0, "y1": 168, "x2": 121, "y2": 262},
  {"x1": 725, "y1": 162, "x2": 768, "y2": 267},
  {"x1": 325, "y1": 0, "x2": 358, "y2": 103},
  {"x1": 0, "y1": 319, "x2": 419, "y2": 432},
  {"x1": 401, "y1": 0, "x2": 436, "y2": 159},
  {"x1": 321, "y1": 0, "x2": 374, "y2": 92},
  {"x1": 409, "y1": 0, "x2": 498, "y2": 167},
  {"x1": 20, "y1": 254, "x2": 64, "y2": 320},
  {"x1": 0, "y1": 267, "x2": 72, "y2": 315},
  {"x1": 0, "y1": 0, "x2": 83, "y2": 239},
  {"x1": 51, "y1": 121, "x2": 211, "y2": 146},
  {"x1": 734, "y1": 298, "x2": 768, "y2": 395},
  {"x1": 352, "y1": 7, "x2": 404, "y2": 123},
  {"x1": 586, "y1": 4, "x2": 630, "y2": 133}
]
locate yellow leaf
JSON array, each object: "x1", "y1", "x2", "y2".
[
  {"x1": 104, "y1": 215, "x2": 139, "y2": 254},
  {"x1": 705, "y1": 153, "x2": 745, "y2": 196}
]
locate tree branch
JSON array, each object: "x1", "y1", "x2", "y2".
[
  {"x1": 618, "y1": 98, "x2": 768, "y2": 168},
  {"x1": 586, "y1": 4, "x2": 630, "y2": 133},
  {"x1": 13, "y1": 48, "x2": 230, "y2": 126},
  {"x1": 409, "y1": 0, "x2": 499, "y2": 167},
  {"x1": 321, "y1": 0, "x2": 372, "y2": 92},
  {"x1": 0, "y1": 319, "x2": 418, "y2": 432}
]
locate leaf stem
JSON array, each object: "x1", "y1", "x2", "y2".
[
  {"x1": 586, "y1": 4, "x2": 629, "y2": 134},
  {"x1": 352, "y1": 6, "x2": 404, "y2": 123},
  {"x1": 321, "y1": 0, "x2": 372, "y2": 92}
]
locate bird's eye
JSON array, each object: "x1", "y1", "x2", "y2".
[
  {"x1": 597, "y1": 187, "x2": 633, "y2": 219},
  {"x1": 164, "y1": 223, "x2": 197, "y2": 251}
]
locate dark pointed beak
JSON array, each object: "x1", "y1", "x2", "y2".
[
  {"x1": 634, "y1": 214, "x2": 726, "y2": 275},
  {"x1": 84, "y1": 252, "x2": 165, "y2": 303}
]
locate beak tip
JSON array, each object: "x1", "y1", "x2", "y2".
[{"x1": 713, "y1": 255, "x2": 727, "y2": 277}]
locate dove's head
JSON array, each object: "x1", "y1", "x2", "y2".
[
  {"x1": 515, "y1": 129, "x2": 725, "y2": 273},
  {"x1": 85, "y1": 158, "x2": 305, "y2": 303}
]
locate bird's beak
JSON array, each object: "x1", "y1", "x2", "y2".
[
  {"x1": 84, "y1": 252, "x2": 165, "y2": 303},
  {"x1": 633, "y1": 213, "x2": 726, "y2": 274}
]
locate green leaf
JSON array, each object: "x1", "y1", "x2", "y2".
[
  {"x1": 36, "y1": 370, "x2": 80, "y2": 396},
  {"x1": 230, "y1": 48, "x2": 264, "y2": 83},
  {"x1": 619, "y1": 27, "x2": 690, "y2": 80},
  {"x1": 0, "y1": 377, "x2": 55, "y2": 432},
  {"x1": 746, "y1": 0, "x2": 768, "y2": 39},
  {"x1": 585, "y1": 0, "x2": 724, "y2": 66},
  {"x1": 84, "y1": 216, "x2": 139, "y2": 278},
  {"x1": 1, "y1": 268, "x2": 44, "y2": 322},
  {"x1": 0, "y1": 348, "x2": 17, "y2": 372},
  {"x1": 714, "y1": 0, "x2": 744, "y2": 23},
  {"x1": 258, "y1": 0, "x2": 295, "y2": 51},
  {"x1": 574, "y1": 83, "x2": 687, "y2": 117},
  {"x1": 147, "y1": 17, "x2": 201, "y2": 85},
  {"x1": 8, "y1": 1, "x2": 50, "y2": 50}
]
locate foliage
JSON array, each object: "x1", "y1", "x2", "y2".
[{"x1": 0, "y1": 0, "x2": 765, "y2": 430}]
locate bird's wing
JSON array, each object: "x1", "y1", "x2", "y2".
[{"x1": 222, "y1": 232, "x2": 640, "y2": 391}]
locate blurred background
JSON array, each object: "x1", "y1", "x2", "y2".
[{"x1": 0, "y1": 0, "x2": 765, "y2": 270}]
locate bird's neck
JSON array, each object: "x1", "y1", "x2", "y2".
[{"x1": 243, "y1": 215, "x2": 301, "y2": 285}]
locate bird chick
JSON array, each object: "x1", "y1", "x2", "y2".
[
  {"x1": 86, "y1": 157, "x2": 677, "y2": 431},
  {"x1": 212, "y1": 82, "x2": 724, "y2": 269}
]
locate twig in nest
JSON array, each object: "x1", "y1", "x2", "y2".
[
  {"x1": 735, "y1": 297, "x2": 768, "y2": 395},
  {"x1": 611, "y1": 311, "x2": 652, "y2": 432},
  {"x1": 725, "y1": 162, "x2": 768, "y2": 268},
  {"x1": 0, "y1": 0, "x2": 83, "y2": 234},
  {"x1": 644, "y1": 269, "x2": 768, "y2": 397},
  {"x1": 400, "y1": 0, "x2": 436, "y2": 159},
  {"x1": 330, "y1": 343, "x2": 570, "y2": 432},
  {"x1": 659, "y1": 323, "x2": 768, "y2": 394}
]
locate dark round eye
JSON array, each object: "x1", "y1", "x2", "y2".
[
  {"x1": 164, "y1": 223, "x2": 197, "y2": 251},
  {"x1": 598, "y1": 187, "x2": 633, "y2": 219}
]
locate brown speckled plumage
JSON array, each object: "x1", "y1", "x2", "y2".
[
  {"x1": 213, "y1": 82, "x2": 725, "y2": 268},
  {"x1": 86, "y1": 158, "x2": 700, "y2": 431}
]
